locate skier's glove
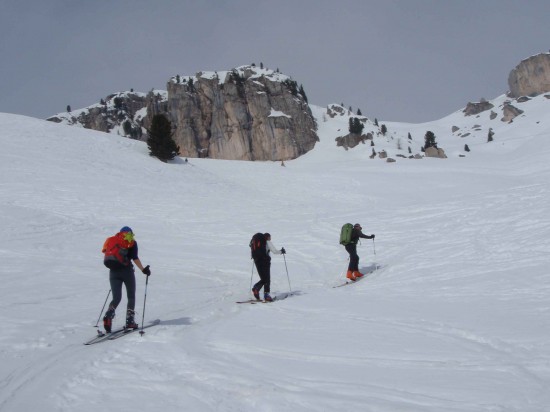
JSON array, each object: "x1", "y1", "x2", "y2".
[
  {"x1": 371, "y1": 234, "x2": 375, "y2": 239},
  {"x1": 142, "y1": 265, "x2": 151, "y2": 276},
  {"x1": 281, "y1": 247, "x2": 286, "y2": 254}
]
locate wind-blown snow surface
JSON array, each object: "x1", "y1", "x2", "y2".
[{"x1": 1, "y1": 108, "x2": 549, "y2": 412}]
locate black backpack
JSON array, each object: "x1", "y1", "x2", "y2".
[{"x1": 249, "y1": 233, "x2": 267, "y2": 259}]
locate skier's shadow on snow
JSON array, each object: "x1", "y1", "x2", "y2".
[
  {"x1": 158, "y1": 317, "x2": 193, "y2": 326},
  {"x1": 360, "y1": 263, "x2": 382, "y2": 275},
  {"x1": 359, "y1": 263, "x2": 382, "y2": 275}
]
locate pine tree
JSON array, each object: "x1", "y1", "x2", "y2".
[
  {"x1": 354, "y1": 118, "x2": 364, "y2": 134},
  {"x1": 348, "y1": 117, "x2": 364, "y2": 134},
  {"x1": 424, "y1": 131, "x2": 437, "y2": 149},
  {"x1": 357, "y1": 109, "x2": 362, "y2": 116},
  {"x1": 380, "y1": 124, "x2": 387, "y2": 136},
  {"x1": 464, "y1": 144, "x2": 470, "y2": 152},
  {"x1": 66, "y1": 105, "x2": 71, "y2": 112},
  {"x1": 487, "y1": 128, "x2": 494, "y2": 142},
  {"x1": 147, "y1": 114, "x2": 180, "y2": 162}
]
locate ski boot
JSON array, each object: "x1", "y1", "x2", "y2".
[
  {"x1": 125, "y1": 309, "x2": 138, "y2": 330},
  {"x1": 103, "y1": 307, "x2": 115, "y2": 333},
  {"x1": 354, "y1": 271, "x2": 364, "y2": 279},
  {"x1": 264, "y1": 293, "x2": 273, "y2": 302},
  {"x1": 346, "y1": 270, "x2": 356, "y2": 281},
  {"x1": 252, "y1": 288, "x2": 260, "y2": 300}
]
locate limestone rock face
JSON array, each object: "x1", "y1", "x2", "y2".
[
  {"x1": 158, "y1": 66, "x2": 318, "y2": 160},
  {"x1": 508, "y1": 53, "x2": 550, "y2": 98}
]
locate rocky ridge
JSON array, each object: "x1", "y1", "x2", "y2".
[
  {"x1": 48, "y1": 65, "x2": 318, "y2": 161},
  {"x1": 46, "y1": 53, "x2": 550, "y2": 163}
]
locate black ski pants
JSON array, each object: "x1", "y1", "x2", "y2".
[
  {"x1": 345, "y1": 243, "x2": 360, "y2": 272},
  {"x1": 108, "y1": 265, "x2": 136, "y2": 312},
  {"x1": 253, "y1": 257, "x2": 271, "y2": 294}
]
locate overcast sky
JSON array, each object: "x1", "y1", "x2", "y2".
[{"x1": 1, "y1": 0, "x2": 549, "y2": 123}]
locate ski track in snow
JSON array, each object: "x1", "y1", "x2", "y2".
[{"x1": 1, "y1": 111, "x2": 550, "y2": 411}]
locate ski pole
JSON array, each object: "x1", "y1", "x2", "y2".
[
  {"x1": 283, "y1": 253, "x2": 292, "y2": 293},
  {"x1": 139, "y1": 275, "x2": 149, "y2": 336},
  {"x1": 94, "y1": 290, "x2": 111, "y2": 329},
  {"x1": 372, "y1": 238, "x2": 377, "y2": 271},
  {"x1": 341, "y1": 257, "x2": 349, "y2": 278}
]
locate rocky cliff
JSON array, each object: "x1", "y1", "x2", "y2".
[
  {"x1": 48, "y1": 66, "x2": 318, "y2": 161},
  {"x1": 508, "y1": 53, "x2": 550, "y2": 98},
  {"x1": 157, "y1": 66, "x2": 318, "y2": 160}
]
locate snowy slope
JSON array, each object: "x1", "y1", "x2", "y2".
[{"x1": 1, "y1": 104, "x2": 550, "y2": 411}]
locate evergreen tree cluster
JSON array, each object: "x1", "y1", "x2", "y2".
[
  {"x1": 147, "y1": 114, "x2": 180, "y2": 162},
  {"x1": 348, "y1": 117, "x2": 364, "y2": 134}
]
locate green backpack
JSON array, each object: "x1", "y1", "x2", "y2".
[{"x1": 339, "y1": 223, "x2": 354, "y2": 245}]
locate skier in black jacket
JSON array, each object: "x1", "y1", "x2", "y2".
[
  {"x1": 345, "y1": 223, "x2": 375, "y2": 281},
  {"x1": 251, "y1": 233, "x2": 285, "y2": 302}
]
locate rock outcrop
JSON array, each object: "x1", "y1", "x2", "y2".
[
  {"x1": 424, "y1": 147, "x2": 447, "y2": 158},
  {"x1": 335, "y1": 132, "x2": 372, "y2": 149},
  {"x1": 47, "y1": 91, "x2": 166, "y2": 140},
  {"x1": 508, "y1": 53, "x2": 550, "y2": 98},
  {"x1": 48, "y1": 66, "x2": 318, "y2": 161},
  {"x1": 158, "y1": 66, "x2": 318, "y2": 160},
  {"x1": 463, "y1": 101, "x2": 494, "y2": 116},
  {"x1": 501, "y1": 102, "x2": 524, "y2": 123}
]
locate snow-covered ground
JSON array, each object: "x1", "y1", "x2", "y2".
[{"x1": 1, "y1": 101, "x2": 549, "y2": 411}]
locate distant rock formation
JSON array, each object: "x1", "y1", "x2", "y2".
[
  {"x1": 48, "y1": 66, "x2": 318, "y2": 161},
  {"x1": 336, "y1": 132, "x2": 372, "y2": 149},
  {"x1": 501, "y1": 102, "x2": 524, "y2": 123},
  {"x1": 158, "y1": 66, "x2": 318, "y2": 160},
  {"x1": 463, "y1": 101, "x2": 494, "y2": 116},
  {"x1": 424, "y1": 147, "x2": 447, "y2": 158},
  {"x1": 508, "y1": 53, "x2": 550, "y2": 98},
  {"x1": 47, "y1": 91, "x2": 165, "y2": 141}
]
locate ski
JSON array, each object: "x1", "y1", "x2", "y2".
[
  {"x1": 84, "y1": 319, "x2": 160, "y2": 345},
  {"x1": 236, "y1": 292, "x2": 296, "y2": 304},
  {"x1": 333, "y1": 265, "x2": 382, "y2": 288},
  {"x1": 333, "y1": 276, "x2": 367, "y2": 288},
  {"x1": 109, "y1": 319, "x2": 160, "y2": 340},
  {"x1": 84, "y1": 326, "x2": 127, "y2": 345}
]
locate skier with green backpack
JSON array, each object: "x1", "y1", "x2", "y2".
[{"x1": 340, "y1": 223, "x2": 375, "y2": 281}]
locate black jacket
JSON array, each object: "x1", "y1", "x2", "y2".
[{"x1": 350, "y1": 228, "x2": 373, "y2": 244}]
